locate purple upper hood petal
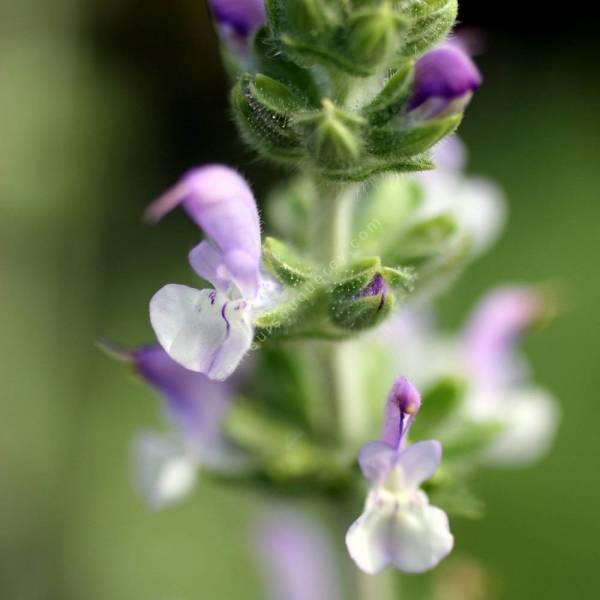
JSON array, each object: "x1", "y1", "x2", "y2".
[{"x1": 145, "y1": 164, "x2": 262, "y2": 299}]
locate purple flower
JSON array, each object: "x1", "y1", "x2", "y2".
[
  {"x1": 346, "y1": 377, "x2": 453, "y2": 574},
  {"x1": 209, "y1": 0, "x2": 266, "y2": 54},
  {"x1": 146, "y1": 165, "x2": 279, "y2": 381},
  {"x1": 407, "y1": 43, "x2": 482, "y2": 118},
  {"x1": 255, "y1": 508, "x2": 342, "y2": 600},
  {"x1": 460, "y1": 287, "x2": 560, "y2": 465},
  {"x1": 102, "y1": 342, "x2": 246, "y2": 509},
  {"x1": 463, "y1": 286, "x2": 542, "y2": 388}
]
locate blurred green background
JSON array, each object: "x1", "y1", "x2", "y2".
[{"x1": 1, "y1": 1, "x2": 599, "y2": 598}]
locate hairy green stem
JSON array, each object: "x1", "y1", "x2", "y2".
[
  {"x1": 316, "y1": 180, "x2": 401, "y2": 600},
  {"x1": 310, "y1": 180, "x2": 363, "y2": 441}
]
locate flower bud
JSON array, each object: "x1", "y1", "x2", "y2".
[
  {"x1": 232, "y1": 78, "x2": 304, "y2": 164},
  {"x1": 285, "y1": 0, "x2": 339, "y2": 35},
  {"x1": 407, "y1": 43, "x2": 481, "y2": 119},
  {"x1": 302, "y1": 99, "x2": 365, "y2": 170},
  {"x1": 345, "y1": 5, "x2": 408, "y2": 70},
  {"x1": 330, "y1": 270, "x2": 394, "y2": 331}
]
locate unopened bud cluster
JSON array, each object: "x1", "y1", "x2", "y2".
[{"x1": 222, "y1": 0, "x2": 480, "y2": 181}]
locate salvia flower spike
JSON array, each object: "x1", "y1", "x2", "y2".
[{"x1": 103, "y1": 0, "x2": 559, "y2": 590}]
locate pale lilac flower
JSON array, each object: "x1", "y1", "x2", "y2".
[
  {"x1": 415, "y1": 137, "x2": 506, "y2": 262},
  {"x1": 346, "y1": 377, "x2": 453, "y2": 574},
  {"x1": 407, "y1": 43, "x2": 482, "y2": 119},
  {"x1": 146, "y1": 165, "x2": 279, "y2": 381},
  {"x1": 209, "y1": 0, "x2": 266, "y2": 55},
  {"x1": 460, "y1": 287, "x2": 560, "y2": 465},
  {"x1": 463, "y1": 287, "x2": 543, "y2": 388},
  {"x1": 108, "y1": 343, "x2": 246, "y2": 509},
  {"x1": 255, "y1": 508, "x2": 342, "y2": 600}
]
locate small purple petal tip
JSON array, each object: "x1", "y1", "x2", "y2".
[
  {"x1": 358, "y1": 273, "x2": 388, "y2": 310},
  {"x1": 382, "y1": 377, "x2": 422, "y2": 449},
  {"x1": 209, "y1": 0, "x2": 266, "y2": 52},
  {"x1": 408, "y1": 44, "x2": 482, "y2": 117}
]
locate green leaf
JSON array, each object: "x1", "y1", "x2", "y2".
[
  {"x1": 252, "y1": 346, "x2": 314, "y2": 427},
  {"x1": 387, "y1": 213, "x2": 458, "y2": 266},
  {"x1": 352, "y1": 176, "x2": 422, "y2": 257},
  {"x1": 320, "y1": 153, "x2": 434, "y2": 182},
  {"x1": 362, "y1": 62, "x2": 415, "y2": 126},
  {"x1": 252, "y1": 73, "x2": 308, "y2": 113},
  {"x1": 280, "y1": 34, "x2": 375, "y2": 77},
  {"x1": 266, "y1": 176, "x2": 316, "y2": 248},
  {"x1": 226, "y1": 401, "x2": 352, "y2": 488},
  {"x1": 367, "y1": 114, "x2": 462, "y2": 158},
  {"x1": 252, "y1": 27, "x2": 321, "y2": 104},
  {"x1": 265, "y1": 0, "x2": 285, "y2": 33},
  {"x1": 231, "y1": 80, "x2": 303, "y2": 163},
  {"x1": 428, "y1": 481, "x2": 485, "y2": 519},
  {"x1": 381, "y1": 266, "x2": 417, "y2": 294},
  {"x1": 262, "y1": 237, "x2": 314, "y2": 286},
  {"x1": 254, "y1": 283, "x2": 326, "y2": 342},
  {"x1": 410, "y1": 376, "x2": 465, "y2": 438},
  {"x1": 443, "y1": 420, "x2": 505, "y2": 460},
  {"x1": 401, "y1": 0, "x2": 458, "y2": 57}
]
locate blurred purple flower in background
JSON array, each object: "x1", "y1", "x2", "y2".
[
  {"x1": 255, "y1": 508, "x2": 342, "y2": 600},
  {"x1": 102, "y1": 342, "x2": 246, "y2": 509},
  {"x1": 146, "y1": 165, "x2": 279, "y2": 381},
  {"x1": 460, "y1": 286, "x2": 560, "y2": 465},
  {"x1": 346, "y1": 377, "x2": 453, "y2": 574},
  {"x1": 463, "y1": 286, "x2": 543, "y2": 388},
  {"x1": 416, "y1": 136, "x2": 506, "y2": 275}
]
